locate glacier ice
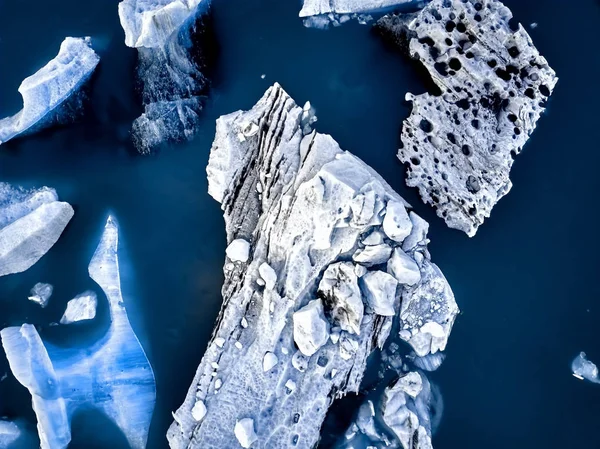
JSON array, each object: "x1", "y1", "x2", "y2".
[
  {"x1": 0, "y1": 37, "x2": 99, "y2": 145},
  {"x1": 0, "y1": 183, "x2": 74, "y2": 277},
  {"x1": 118, "y1": 0, "x2": 212, "y2": 153},
  {"x1": 167, "y1": 84, "x2": 457, "y2": 448},
  {"x1": 28, "y1": 282, "x2": 54, "y2": 308},
  {"x1": 59, "y1": 291, "x2": 98, "y2": 324},
  {"x1": 376, "y1": 0, "x2": 558, "y2": 236},
  {"x1": 572, "y1": 352, "x2": 600, "y2": 384},
  {"x1": 0, "y1": 216, "x2": 156, "y2": 449}
]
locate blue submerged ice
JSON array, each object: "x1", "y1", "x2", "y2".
[
  {"x1": 0, "y1": 419, "x2": 35, "y2": 448},
  {"x1": 0, "y1": 37, "x2": 99, "y2": 145},
  {"x1": 0, "y1": 216, "x2": 156, "y2": 449}
]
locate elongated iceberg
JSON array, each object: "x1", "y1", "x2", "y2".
[
  {"x1": 0, "y1": 37, "x2": 99, "y2": 145},
  {"x1": 1, "y1": 216, "x2": 156, "y2": 449},
  {"x1": 0, "y1": 183, "x2": 73, "y2": 277},
  {"x1": 118, "y1": 0, "x2": 212, "y2": 153},
  {"x1": 167, "y1": 84, "x2": 457, "y2": 448},
  {"x1": 376, "y1": 0, "x2": 557, "y2": 236}
]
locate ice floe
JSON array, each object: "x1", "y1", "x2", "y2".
[
  {"x1": 572, "y1": 352, "x2": 600, "y2": 384},
  {"x1": 28, "y1": 282, "x2": 54, "y2": 308},
  {"x1": 59, "y1": 291, "x2": 98, "y2": 324}
]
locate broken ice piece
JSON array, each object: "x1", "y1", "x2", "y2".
[
  {"x1": 0, "y1": 216, "x2": 156, "y2": 449},
  {"x1": 263, "y1": 352, "x2": 278, "y2": 372},
  {"x1": 293, "y1": 299, "x2": 330, "y2": 356},
  {"x1": 226, "y1": 239, "x2": 250, "y2": 262},
  {"x1": 360, "y1": 271, "x2": 398, "y2": 316},
  {"x1": 28, "y1": 282, "x2": 54, "y2": 308},
  {"x1": 572, "y1": 352, "x2": 600, "y2": 384},
  {"x1": 259, "y1": 262, "x2": 277, "y2": 290},
  {"x1": 60, "y1": 290, "x2": 97, "y2": 324},
  {"x1": 234, "y1": 418, "x2": 257, "y2": 448},
  {"x1": 382, "y1": 201, "x2": 412, "y2": 243},
  {"x1": 191, "y1": 400, "x2": 207, "y2": 422}
]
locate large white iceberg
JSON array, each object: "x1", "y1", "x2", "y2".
[
  {"x1": 167, "y1": 84, "x2": 457, "y2": 448},
  {"x1": 0, "y1": 183, "x2": 73, "y2": 277},
  {"x1": 0, "y1": 216, "x2": 156, "y2": 449},
  {"x1": 118, "y1": 0, "x2": 211, "y2": 153},
  {"x1": 0, "y1": 37, "x2": 99, "y2": 145}
]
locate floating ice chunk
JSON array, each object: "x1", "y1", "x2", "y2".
[
  {"x1": 28, "y1": 282, "x2": 54, "y2": 308},
  {"x1": 263, "y1": 352, "x2": 278, "y2": 372},
  {"x1": 360, "y1": 271, "x2": 398, "y2": 316},
  {"x1": 59, "y1": 291, "x2": 98, "y2": 324},
  {"x1": 388, "y1": 248, "x2": 421, "y2": 286},
  {"x1": 191, "y1": 400, "x2": 207, "y2": 422},
  {"x1": 293, "y1": 299, "x2": 330, "y2": 356},
  {"x1": 353, "y1": 244, "x2": 392, "y2": 266},
  {"x1": 0, "y1": 183, "x2": 74, "y2": 277},
  {"x1": 1, "y1": 216, "x2": 156, "y2": 449},
  {"x1": 318, "y1": 262, "x2": 364, "y2": 335},
  {"x1": 234, "y1": 418, "x2": 257, "y2": 448},
  {"x1": 572, "y1": 352, "x2": 600, "y2": 384},
  {"x1": 0, "y1": 37, "x2": 99, "y2": 145},
  {"x1": 259, "y1": 262, "x2": 277, "y2": 290},
  {"x1": 226, "y1": 239, "x2": 250, "y2": 262},
  {"x1": 383, "y1": 201, "x2": 413, "y2": 243}
]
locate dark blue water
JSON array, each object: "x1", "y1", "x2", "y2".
[{"x1": 1, "y1": 0, "x2": 599, "y2": 447}]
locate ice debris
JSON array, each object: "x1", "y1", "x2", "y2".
[
  {"x1": 28, "y1": 283, "x2": 54, "y2": 308},
  {"x1": 59, "y1": 290, "x2": 98, "y2": 324},
  {"x1": 167, "y1": 84, "x2": 457, "y2": 448},
  {"x1": 572, "y1": 352, "x2": 600, "y2": 384},
  {"x1": 299, "y1": 0, "x2": 417, "y2": 28},
  {"x1": 376, "y1": 0, "x2": 558, "y2": 236},
  {"x1": 234, "y1": 418, "x2": 258, "y2": 448},
  {"x1": 0, "y1": 216, "x2": 156, "y2": 449},
  {"x1": 0, "y1": 183, "x2": 73, "y2": 277},
  {"x1": 226, "y1": 238, "x2": 250, "y2": 262},
  {"x1": 118, "y1": 0, "x2": 212, "y2": 153},
  {"x1": 0, "y1": 37, "x2": 99, "y2": 145}
]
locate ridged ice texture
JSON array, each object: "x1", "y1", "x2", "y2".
[
  {"x1": 377, "y1": 0, "x2": 558, "y2": 236},
  {"x1": 118, "y1": 0, "x2": 211, "y2": 153},
  {"x1": 0, "y1": 183, "x2": 73, "y2": 277},
  {"x1": 0, "y1": 216, "x2": 156, "y2": 449},
  {"x1": 167, "y1": 84, "x2": 457, "y2": 448},
  {"x1": 0, "y1": 37, "x2": 99, "y2": 145},
  {"x1": 299, "y1": 0, "x2": 416, "y2": 28}
]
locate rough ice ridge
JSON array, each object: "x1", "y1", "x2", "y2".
[
  {"x1": 59, "y1": 291, "x2": 98, "y2": 324},
  {"x1": 0, "y1": 37, "x2": 99, "y2": 145},
  {"x1": 0, "y1": 183, "x2": 74, "y2": 277},
  {"x1": 167, "y1": 83, "x2": 457, "y2": 448},
  {"x1": 376, "y1": 0, "x2": 558, "y2": 236},
  {"x1": 572, "y1": 352, "x2": 600, "y2": 384},
  {"x1": 0, "y1": 216, "x2": 156, "y2": 449},
  {"x1": 118, "y1": 0, "x2": 212, "y2": 153}
]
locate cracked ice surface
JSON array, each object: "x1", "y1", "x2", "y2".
[
  {"x1": 0, "y1": 37, "x2": 99, "y2": 145},
  {"x1": 0, "y1": 183, "x2": 73, "y2": 277},
  {"x1": 0, "y1": 216, "x2": 156, "y2": 449},
  {"x1": 168, "y1": 84, "x2": 457, "y2": 448},
  {"x1": 118, "y1": 0, "x2": 211, "y2": 153}
]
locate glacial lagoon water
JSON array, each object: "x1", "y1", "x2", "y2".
[{"x1": 0, "y1": 0, "x2": 599, "y2": 448}]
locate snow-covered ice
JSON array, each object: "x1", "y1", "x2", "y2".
[
  {"x1": 1, "y1": 216, "x2": 156, "y2": 449},
  {"x1": 59, "y1": 291, "x2": 98, "y2": 324},
  {"x1": 0, "y1": 37, "x2": 99, "y2": 145},
  {"x1": 28, "y1": 282, "x2": 54, "y2": 308},
  {"x1": 0, "y1": 183, "x2": 73, "y2": 277}
]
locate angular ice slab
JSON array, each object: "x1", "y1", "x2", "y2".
[
  {"x1": 0, "y1": 37, "x2": 99, "y2": 145},
  {"x1": 572, "y1": 352, "x2": 600, "y2": 384},
  {"x1": 376, "y1": 0, "x2": 557, "y2": 236},
  {"x1": 0, "y1": 183, "x2": 73, "y2": 277},
  {"x1": 118, "y1": 0, "x2": 211, "y2": 153},
  {"x1": 29, "y1": 282, "x2": 54, "y2": 308},
  {"x1": 1, "y1": 216, "x2": 156, "y2": 449},
  {"x1": 299, "y1": 0, "x2": 418, "y2": 28},
  {"x1": 60, "y1": 291, "x2": 98, "y2": 324},
  {"x1": 168, "y1": 84, "x2": 457, "y2": 448}
]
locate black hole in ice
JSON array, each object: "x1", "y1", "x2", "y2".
[
  {"x1": 466, "y1": 52, "x2": 474, "y2": 59},
  {"x1": 487, "y1": 59, "x2": 497, "y2": 68},
  {"x1": 419, "y1": 36, "x2": 435, "y2": 47},
  {"x1": 445, "y1": 38, "x2": 453, "y2": 46},
  {"x1": 462, "y1": 145, "x2": 472, "y2": 156},
  {"x1": 457, "y1": 22, "x2": 467, "y2": 33},
  {"x1": 456, "y1": 99, "x2": 470, "y2": 110},
  {"x1": 474, "y1": 2, "x2": 483, "y2": 10},
  {"x1": 524, "y1": 88, "x2": 535, "y2": 99},
  {"x1": 446, "y1": 21, "x2": 456, "y2": 32},
  {"x1": 514, "y1": 127, "x2": 521, "y2": 135},
  {"x1": 508, "y1": 18, "x2": 520, "y2": 32},
  {"x1": 411, "y1": 157, "x2": 421, "y2": 166},
  {"x1": 434, "y1": 62, "x2": 448, "y2": 76},
  {"x1": 495, "y1": 68, "x2": 511, "y2": 81},
  {"x1": 540, "y1": 84, "x2": 551, "y2": 97},
  {"x1": 474, "y1": 14, "x2": 482, "y2": 22},
  {"x1": 419, "y1": 119, "x2": 433, "y2": 133},
  {"x1": 447, "y1": 133, "x2": 457, "y2": 144},
  {"x1": 469, "y1": 206, "x2": 477, "y2": 216},
  {"x1": 317, "y1": 356, "x2": 329, "y2": 367},
  {"x1": 508, "y1": 46, "x2": 520, "y2": 58},
  {"x1": 508, "y1": 114, "x2": 517, "y2": 123},
  {"x1": 471, "y1": 119, "x2": 480, "y2": 129}
]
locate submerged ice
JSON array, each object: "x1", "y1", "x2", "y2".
[
  {"x1": 1, "y1": 216, "x2": 156, "y2": 449},
  {"x1": 0, "y1": 37, "x2": 99, "y2": 145},
  {"x1": 0, "y1": 183, "x2": 73, "y2": 277},
  {"x1": 572, "y1": 352, "x2": 600, "y2": 384},
  {"x1": 167, "y1": 84, "x2": 457, "y2": 448}
]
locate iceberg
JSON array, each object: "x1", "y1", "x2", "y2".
[
  {"x1": 0, "y1": 37, "x2": 99, "y2": 145},
  {"x1": 572, "y1": 352, "x2": 600, "y2": 384},
  {"x1": 118, "y1": 0, "x2": 212, "y2": 153},
  {"x1": 0, "y1": 183, "x2": 74, "y2": 277},
  {"x1": 376, "y1": 0, "x2": 558, "y2": 236},
  {"x1": 28, "y1": 282, "x2": 54, "y2": 308},
  {"x1": 0, "y1": 216, "x2": 156, "y2": 449},
  {"x1": 167, "y1": 84, "x2": 457, "y2": 448},
  {"x1": 59, "y1": 291, "x2": 98, "y2": 324}
]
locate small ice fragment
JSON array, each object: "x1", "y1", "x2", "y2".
[
  {"x1": 572, "y1": 352, "x2": 600, "y2": 383},
  {"x1": 234, "y1": 418, "x2": 257, "y2": 448},
  {"x1": 360, "y1": 271, "x2": 399, "y2": 316},
  {"x1": 191, "y1": 400, "x2": 207, "y2": 422},
  {"x1": 215, "y1": 337, "x2": 225, "y2": 348},
  {"x1": 259, "y1": 262, "x2": 277, "y2": 290},
  {"x1": 285, "y1": 379, "x2": 296, "y2": 392},
  {"x1": 60, "y1": 291, "x2": 98, "y2": 324},
  {"x1": 28, "y1": 282, "x2": 53, "y2": 308},
  {"x1": 215, "y1": 379, "x2": 222, "y2": 389},
  {"x1": 241, "y1": 317, "x2": 248, "y2": 328},
  {"x1": 293, "y1": 299, "x2": 330, "y2": 356},
  {"x1": 383, "y1": 201, "x2": 413, "y2": 243},
  {"x1": 387, "y1": 248, "x2": 421, "y2": 286},
  {"x1": 263, "y1": 352, "x2": 278, "y2": 372},
  {"x1": 211, "y1": 362, "x2": 219, "y2": 369},
  {"x1": 235, "y1": 341, "x2": 243, "y2": 349},
  {"x1": 530, "y1": 22, "x2": 538, "y2": 29},
  {"x1": 352, "y1": 244, "x2": 392, "y2": 267},
  {"x1": 226, "y1": 239, "x2": 250, "y2": 262},
  {"x1": 261, "y1": 74, "x2": 266, "y2": 79}
]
